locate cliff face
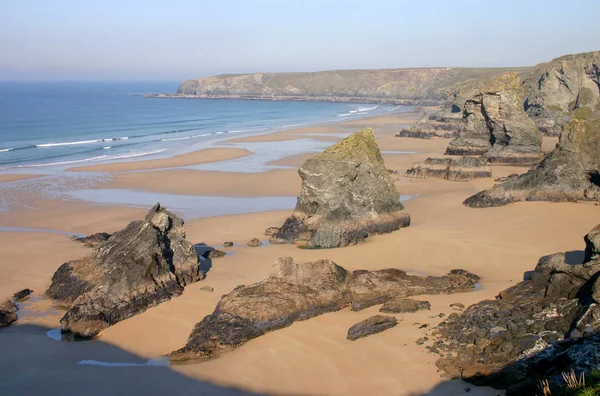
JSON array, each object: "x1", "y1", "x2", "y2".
[
  {"x1": 523, "y1": 50, "x2": 600, "y2": 134},
  {"x1": 176, "y1": 68, "x2": 525, "y2": 103}
]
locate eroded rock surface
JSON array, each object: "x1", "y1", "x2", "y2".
[
  {"x1": 46, "y1": 204, "x2": 203, "y2": 338},
  {"x1": 171, "y1": 257, "x2": 479, "y2": 361},
  {"x1": 396, "y1": 111, "x2": 461, "y2": 139},
  {"x1": 0, "y1": 300, "x2": 17, "y2": 327},
  {"x1": 272, "y1": 128, "x2": 410, "y2": 248},
  {"x1": 446, "y1": 73, "x2": 543, "y2": 164},
  {"x1": 464, "y1": 117, "x2": 600, "y2": 207},
  {"x1": 406, "y1": 157, "x2": 491, "y2": 181},
  {"x1": 347, "y1": 315, "x2": 398, "y2": 340},
  {"x1": 432, "y1": 225, "x2": 600, "y2": 394},
  {"x1": 379, "y1": 298, "x2": 431, "y2": 313}
]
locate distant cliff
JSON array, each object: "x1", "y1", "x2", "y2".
[{"x1": 169, "y1": 68, "x2": 527, "y2": 105}]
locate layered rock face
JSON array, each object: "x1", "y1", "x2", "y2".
[
  {"x1": 46, "y1": 204, "x2": 202, "y2": 338},
  {"x1": 465, "y1": 117, "x2": 600, "y2": 207},
  {"x1": 524, "y1": 50, "x2": 600, "y2": 135},
  {"x1": 396, "y1": 111, "x2": 461, "y2": 139},
  {"x1": 272, "y1": 128, "x2": 410, "y2": 248},
  {"x1": 433, "y1": 225, "x2": 600, "y2": 394},
  {"x1": 406, "y1": 157, "x2": 491, "y2": 181},
  {"x1": 170, "y1": 257, "x2": 480, "y2": 361},
  {"x1": 446, "y1": 73, "x2": 543, "y2": 164}
]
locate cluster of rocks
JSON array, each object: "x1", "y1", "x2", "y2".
[
  {"x1": 445, "y1": 73, "x2": 544, "y2": 164},
  {"x1": 406, "y1": 157, "x2": 491, "y2": 181},
  {"x1": 396, "y1": 111, "x2": 461, "y2": 139},
  {"x1": 46, "y1": 204, "x2": 203, "y2": 338},
  {"x1": 170, "y1": 257, "x2": 480, "y2": 360},
  {"x1": 0, "y1": 289, "x2": 33, "y2": 327},
  {"x1": 465, "y1": 116, "x2": 600, "y2": 207},
  {"x1": 432, "y1": 224, "x2": 600, "y2": 394},
  {"x1": 271, "y1": 128, "x2": 410, "y2": 248}
]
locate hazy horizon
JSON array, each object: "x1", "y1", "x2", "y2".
[{"x1": 2, "y1": 0, "x2": 599, "y2": 81}]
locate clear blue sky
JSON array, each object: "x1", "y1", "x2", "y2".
[{"x1": 1, "y1": 0, "x2": 599, "y2": 80}]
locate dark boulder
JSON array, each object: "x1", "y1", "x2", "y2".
[
  {"x1": 347, "y1": 315, "x2": 398, "y2": 341},
  {"x1": 0, "y1": 300, "x2": 18, "y2": 328},
  {"x1": 272, "y1": 128, "x2": 410, "y2": 248},
  {"x1": 171, "y1": 257, "x2": 479, "y2": 361},
  {"x1": 46, "y1": 204, "x2": 203, "y2": 338},
  {"x1": 73, "y1": 232, "x2": 112, "y2": 248},
  {"x1": 12, "y1": 289, "x2": 33, "y2": 301}
]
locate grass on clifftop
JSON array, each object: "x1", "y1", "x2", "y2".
[{"x1": 540, "y1": 369, "x2": 600, "y2": 396}]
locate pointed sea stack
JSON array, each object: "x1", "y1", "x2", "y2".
[
  {"x1": 464, "y1": 116, "x2": 600, "y2": 207},
  {"x1": 46, "y1": 204, "x2": 203, "y2": 338},
  {"x1": 445, "y1": 72, "x2": 543, "y2": 164},
  {"x1": 272, "y1": 128, "x2": 410, "y2": 248}
]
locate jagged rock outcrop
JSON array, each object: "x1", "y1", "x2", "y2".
[
  {"x1": 445, "y1": 73, "x2": 543, "y2": 164},
  {"x1": 406, "y1": 157, "x2": 491, "y2": 181},
  {"x1": 396, "y1": 111, "x2": 461, "y2": 139},
  {"x1": 464, "y1": 117, "x2": 600, "y2": 207},
  {"x1": 46, "y1": 204, "x2": 203, "y2": 338},
  {"x1": 271, "y1": 128, "x2": 410, "y2": 248},
  {"x1": 73, "y1": 232, "x2": 112, "y2": 248},
  {"x1": 347, "y1": 315, "x2": 398, "y2": 340},
  {"x1": 0, "y1": 300, "x2": 18, "y2": 327},
  {"x1": 433, "y1": 224, "x2": 600, "y2": 394},
  {"x1": 524, "y1": 50, "x2": 600, "y2": 135},
  {"x1": 170, "y1": 257, "x2": 480, "y2": 361}
]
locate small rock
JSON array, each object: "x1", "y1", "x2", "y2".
[
  {"x1": 223, "y1": 242, "x2": 234, "y2": 247},
  {"x1": 419, "y1": 323, "x2": 429, "y2": 329},
  {"x1": 74, "y1": 232, "x2": 112, "y2": 247},
  {"x1": 200, "y1": 286, "x2": 214, "y2": 292},
  {"x1": 380, "y1": 298, "x2": 431, "y2": 313},
  {"x1": 268, "y1": 237, "x2": 288, "y2": 244},
  {"x1": 247, "y1": 238, "x2": 262, "y2": 247},
  {"x1": 449, "y1": 303, "x2": 465, "y2": 310},
  {"x1": 416, "y1": 336, "x2": 429, "y2": 345},
  {"x1": 0, "y1": 300, "x2": 18, "y2": 327},
  {"x1": 13, "y1": 289, "x2": 33, "y2": 301},
  {"x1": 264, "y1": 227, "x2": 280, "y2": 237},
  {"x1": 207, "y1": 249, "x2": 226, "y2": 259},
  {"x1": 347, "y1": 315, "x2": 398, "y2": 341}
]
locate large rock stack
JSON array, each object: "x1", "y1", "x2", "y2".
[
  {"x1": 464, "y1": 116, "x2": 600, "y2": 207},
  {"x1": 272, "y1": 128, "x2": 410, "y2": 248},
  {"x1": 445, "y1": 73, "x2": 543, "y2": 164},
  {"x1": 46, "y1": 204, "x2": 203, "y2": 338},
  {"x1": 433, "y1": 224, "x2": 600, "y2": 394}
]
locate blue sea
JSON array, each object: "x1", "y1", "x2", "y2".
[{"x1": 0, "y1": 81, "x2": 403, "y2": 170}]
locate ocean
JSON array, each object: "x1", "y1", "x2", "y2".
[{"x1": 0, "y1": 81, "x2": 403, "y2": 171}]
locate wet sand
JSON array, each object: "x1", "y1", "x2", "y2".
[
  {"x1": 0, "y1": 111, "x2": 591, "y2": 396},
  {"x1": 0, "y1": 174, "x2": 42, "y2": 183},
  {"x1": 69, "y1": 147, "x2": 252, "y2": 172}
]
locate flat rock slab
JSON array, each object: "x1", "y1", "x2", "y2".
[
  {"x1": 379, "y1": 298, "x2": 431, "y2": 313},
  {"x1": 347, "y1": 315, "x2": 398, "y2": 341}
]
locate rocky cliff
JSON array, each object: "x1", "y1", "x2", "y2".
[{"x1": 171, "y1": 68, "x2": 525, "y2": 104}]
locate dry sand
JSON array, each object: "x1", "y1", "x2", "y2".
[{"x1": 0, "y1": 112, "x2": 592, "y2": 396}]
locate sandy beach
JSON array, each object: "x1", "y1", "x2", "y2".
[{"x1": 0, "y1": 110, "x2": 595, "y2": 396}]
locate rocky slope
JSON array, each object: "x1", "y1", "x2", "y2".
[
  {"x1": 464, "y1": 115, "x2": 600, "y2": 207},
  {"x1": 170, "y1": 257, "x2": 480, "y2": 361},
  {"x1": 271, "y1": 128, "x2": 410, "y2": 248},
  {"x1": 523, "y1": 50, "x2": 600, "y2": 135},
  {"x1": 433, "y1": 224, "x2": 600, "y2": 395},
  {"x1": 445, "y1": 72, "x2": 544, "y2": 164},
  {"x1": 46, "y1": 204, "x2": 203, "y2": 338}
]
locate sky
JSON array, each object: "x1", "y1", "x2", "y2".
[{"x1": 1, "y1": 0, "x2": 599, "y2": 80}]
